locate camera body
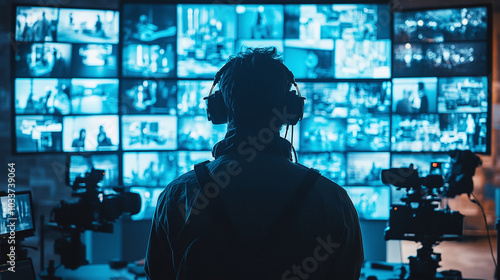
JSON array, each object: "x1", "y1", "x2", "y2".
[
  {"x1": 49, "y1": 162, "x2": 141, "y2": 269},
  {"x1": 381, "y1": 150, "x2": 481, "y2": 279},
  {"x1": 385, "y1": 204, "x2": 464, "y2": 241},
  {"x1": 52, "y1": 168, "x2": 141, "y2": 232}
]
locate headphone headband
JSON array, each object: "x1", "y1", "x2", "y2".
[{"x1": 204, "y1": 58, "x2": 304, "y2": 125}]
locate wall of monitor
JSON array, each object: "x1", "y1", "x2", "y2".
[
  {"x1": 9, "y1": 2, "x2": 493, "y2": 222},
  {"x1": 0, "y1": 0, "x2": 499, "y2": 272}
]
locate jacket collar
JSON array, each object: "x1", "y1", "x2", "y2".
[{"x1": 212, "y1": 127, "x2": 293, "y2": 160}]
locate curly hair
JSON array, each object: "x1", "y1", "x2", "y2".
[{"x1": 217, "y1": 47, "x2": 293, "y2": 130}]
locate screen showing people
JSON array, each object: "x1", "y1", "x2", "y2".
[{"x1": 12, "y1": 4, "x2": 491, "y2": 220}]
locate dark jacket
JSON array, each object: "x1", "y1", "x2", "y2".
[{"x1": 145, "y1": 130, "x2": 364, "y2": 280}]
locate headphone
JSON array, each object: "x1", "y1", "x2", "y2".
[{"x1": 203, "y1": 61, "x2": 305, "y2": 126}]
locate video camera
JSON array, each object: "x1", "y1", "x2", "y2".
[
  {"x1": 381, "y1": 150, "x2": 481, "y2": 279},
  {"x1": 51, "y1": 167, "x2": 141, "y2": 233},
  {"x1": 48, "y1": 156, "x2": 141, "y2": 270}
]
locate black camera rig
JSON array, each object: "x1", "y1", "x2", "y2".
[
  {"x1": 381, "y1": 150, "x2": 481, "y2": 280},
  {"x1": 42, "y1": 159, "x2": 141, "y2": 277}
]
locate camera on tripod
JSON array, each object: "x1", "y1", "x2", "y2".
[
  {"x1": 381, "y1": 150, "x2": 481, "y2": 279},
  {"x1": 47, "y1": 156, "x2": 141, "y2": 270}
]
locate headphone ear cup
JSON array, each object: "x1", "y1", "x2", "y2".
[
  {"x1": 204, "y1": 90, "x2": 228, "y2": 125},
  {"x1": 283, "y1": 90, "x2": 305, "y2": 126}
]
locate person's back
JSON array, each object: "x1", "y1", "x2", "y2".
[{"x1": 145, "y1": 47, "x2": 363, "y2": 280}]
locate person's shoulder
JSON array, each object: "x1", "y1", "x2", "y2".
[
  {"x1": 293, "y1": 163, "x2": 350, "y2": 202},
  {"x1": 159, "y1": 170, "x2": 199, "y2": 200},
  {"x1": 292, "y1": 162, "x2": 347, "y2": 194}
]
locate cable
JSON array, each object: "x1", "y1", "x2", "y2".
[
  {"x1": 468, "y1": 192, "x2": 497, "y2": 271},
  {"x1": 291, "y1": 126, "x2": 298, "y2": 163}
]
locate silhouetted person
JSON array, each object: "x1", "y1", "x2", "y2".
[
  {"x1": 38, "y1": 11, "x2": 50, "y2": 41},
  {"x1": 95, "y1": 15, "x2": 103, "y2": 37},
  {"x1": 145, "y1": 47, "x2": 363, "y2": 280},
  {"x1": 396, "y1": 89, "x2": 412, "y2": 114},
  {"x1": 418, "y1": 82, "x2": 429, "y2": 113},
  {"x1": 97, "y1": 125, "x2": 112, "y2": 147},
  {"x1": 72, "y1": 129, "x2": 86, "y2": 149}
]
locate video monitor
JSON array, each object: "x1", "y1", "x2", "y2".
[
  {"x1": 71, "y1": 44, "x2": 117, "y2": 77},
  {"x1": 392, "y1": 77, "x2": 438, "y2": 114},
  {"x1": 334, "y1": 39, "x2": 391, "y2": 79},
  {"x1": 122, "y1": 4, "x2": 176, "y2": 78},
  {"x1": 0, "y1": 191, "x2": 35, "y2": 238},
  {"x1": 177, "y1": 4, "x2": 236, "y2": 78},
  {"x1": 178, "y1": 116, "x2": 227, "y2": 150},
  {"x1": 393, "y1": 43, "x2": 424, "y2": 77},
  {"x1": 122, "y1": 80, "x2": 177, "y2": 114},
  {"x1": 177, "y1": 81, "x2": 211, "y2": 116},
  {"x1": 236, "y1": 5, "x2": 283, "y2": 39},
  {"x1": 300, "y1": 116, "x2": 346, "y2": 152},
  {"x1": 122, "y1": 43, "x2": 176, "y2": 78},
  {"x1": 391, "y1": 114, "x2": 441, "y2": 152},
  {"x1": 299, "y1": 152, "x2": 345, "y2": 185},
  {"x1": 15, "y1": 78, "x2": 71, "y2": 115},
  {"x1": 393, "y1": 7, "x2": 487, "y2": 43},
  {"x1": 121, "y1": 115, "x2": 177, "y2": 150},
  {"x1": 343, "y1": 186, "x2": 390, "y2": 220},
  {"x1": 15, "y1": 7, "x2": 58, "y2": 42},
  {"x1": 58, "y1": 9, "x2": 119, "y2": 44},
  {"x1": 130, "y1": 187, "x2": 164, "y2": 220},
  {"x1": 346, "y1": 115, "x2": 390, "y2": 151},
  {"x1": 123, "y1": 4, "x2": 176, "y2": 43},
  {"x1": 15, "y1": 43, "x2": 72, "y2": 78},
  {"x1": 63, "y1": 115, "x2": 119, "y2": 152},
  {"x1": 68, "y1": 154, "x2": 119, "y2": 187},
  {"x1": 394, "y1": 42, "x2": 487, "y2": 77},
  {"x1": 300, "y1": 82, "x2": 350, "y2": 118},
  {"x1": 425, "y1": 42, "x2": 487, "y2": 76},
  {"x1": 284, "y1": 4, "x2": 389, "y2": 41},
  {"x1": 349, "y1": 82, "x2": 392, "y2": 116},
  {"x1": 16, "y1": 115, "x2": 62, "y2": 153},
  {"x1": 284, "y1": 40, "x2": 334, "y2": 79},
  {"x1": 437, "y1": 76, "x2": 488, "y2": 113},
  {"x1": 178, "y1": 151, "x2": 214, "y2": 174},
  {"x1": 346, "y1": 152, "x2": 390, "y2": 185},
  {"x1": 123, "y1": 152, "x2": 178, "y2": 187},
  {"x1": 70, "y1": 79, "x2": 118, "y2": 114},
  {"x1": 439, "y1": 113, "x2": 487, "y2": 153}
]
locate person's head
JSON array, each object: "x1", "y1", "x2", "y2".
[
  {"x1": 79, "y1": 129, "x2": 86, "y2": 139},
  {"x1": 99, "y1": 125, "x2": 105, "y2": 133},
  {"x1": 418, "y1": 82, "x2": 424, "y2": 92},
  {"x1": 217, "y1": 47, "x2": 295, "y2": 131}
]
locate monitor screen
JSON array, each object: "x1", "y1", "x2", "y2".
[
  {"x1": 57, "y1": 9, "x2": 119, "y2": 44},
  {"x1": 68, "y1": 155, "x2": 119, "y2": 187},
  {"x1": 123, "y1": 152, "x2": 178, "y2": 187},
  {"x1": 344, "y1": 186, "x2": 390, "y2": 220},
  {"x1": 0, "y1": 192, "x2": 35, "y2": 238},
  {"x1": 15, "y1": 7, "x2": 58, "y2": 42}
]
